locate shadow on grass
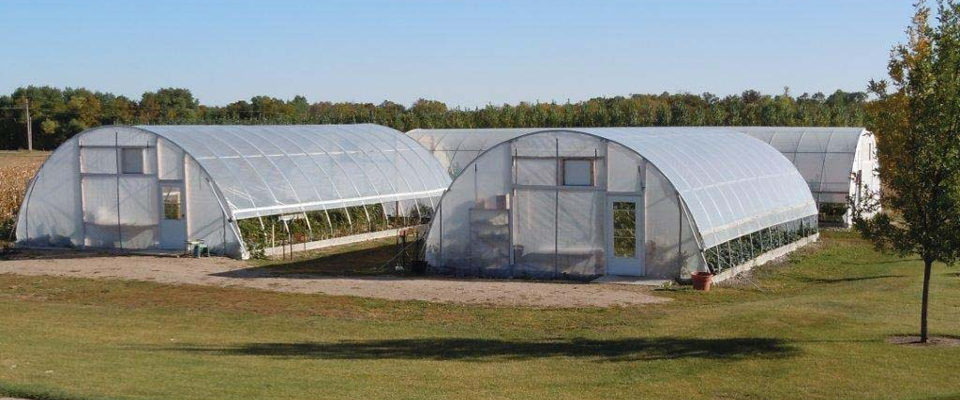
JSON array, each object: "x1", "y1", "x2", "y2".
[
  {"x1": 211, "y1": 243, "x2": 586, "y2": 284},
  {"x1": 886, "y1": 334, "x2": 960, "y2": 348},
  {"x1": 799, "y1": 274, "x2": 906, "y2": 284},
  {"x1": 214, "y1": 243, "x2": 399, "y2": 278},
  {"x1": 0, "y1": 248, "x2": 178, "y2": 261},
  {"x1": 161, "y1": 337, "x2": 799, "y2": 362}
]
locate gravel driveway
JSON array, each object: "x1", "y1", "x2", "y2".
[{"x1": 0, "y1": 251, "x2": 668, "y2": 308}]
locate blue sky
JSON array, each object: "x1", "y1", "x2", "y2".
[{"x1": 0, "y1": 0, "x2": 914, "y2": 107}]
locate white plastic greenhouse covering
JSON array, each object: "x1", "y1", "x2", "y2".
[
  {"x1": 421, "y1": 128, "x2": 818, "y2": 280},
  {"x1": 407, "y1": 126, "x2": 880, "y2": 226},
  {"x1": 16, "y1": 124, "x2": 450, "y2": 258},
  {"x1": 406, "y1": 129, "x2": 535, "y2": 177},
  {"x1": 732, "y1": 127, "x2": 879, "y2": 225}
]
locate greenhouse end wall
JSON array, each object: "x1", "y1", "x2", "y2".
[
  {"x1": 424, "y1": 131, "x2": 706, "y2": 281},
  {"x1": 16, "y1": 126, "x2": 240, "y2": 256}
]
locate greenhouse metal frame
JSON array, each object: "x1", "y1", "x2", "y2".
[
  {"x1": 420, "y1": 128, "x2": 819, "y2": 281},
  {"x1": 16, "y1": 124, "x2": 450, "y2": 258}
]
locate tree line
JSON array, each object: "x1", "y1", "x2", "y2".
[{"x1": 0, "y1": 86, "x2": 868, "y2": 150}]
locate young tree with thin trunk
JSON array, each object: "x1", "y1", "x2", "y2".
[{"x1": 854, "y1": 0, "x2": 960, "y2": 343}]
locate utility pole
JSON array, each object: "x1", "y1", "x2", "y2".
[{"x1": 23, "y1": 98, "x2": 32, "y2": 152}]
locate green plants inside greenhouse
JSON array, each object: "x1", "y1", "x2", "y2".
[
  {"x1": 704, "y1": 217, "x2": 818, "y2": 274},
  {"x1": 237, "y1": 202, "x2": 434, "y2": 258}
]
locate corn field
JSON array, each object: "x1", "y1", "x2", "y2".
[{"x1": 0, "y1": 154, "x2": 44, "y2": 244}]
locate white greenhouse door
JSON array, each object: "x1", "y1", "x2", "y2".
[
  {"x1": 606, "y1": 195, "x2": 644, "y2": 276},
  {"x1": 159, "y1": 183, "x2": 187, "y2": 250}
]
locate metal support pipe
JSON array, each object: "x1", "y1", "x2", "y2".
[
  {"x1": 677, "y1": 192, "x2": 683, "y2": 272},
  {"x1": 554, "y1": 137, "x2": 559, "y2": 278},
  {"x1": 114, "y1": 131, "x2": 123, "y2": 250},
  {"x1": 438, "y1": 198, "x2": 443, "y2": 269},
  {"x1": 509, "y1": 146, "x2": 517, "y2": 270}
]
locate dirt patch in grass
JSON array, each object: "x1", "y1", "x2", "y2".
[
  {"x1": 0, "y1": 249, "x2": 667, "y2": 308},
  {"x1": 886, "y1": 336, "x2": 960, "y2": 348}
]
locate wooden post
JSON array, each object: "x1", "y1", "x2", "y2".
[
  {"x1": 401, "y1": 231, "x2": 407, "y2": 268},
  {"x1": 24, "y1": 98, "x2": 32, "y2": 152}
]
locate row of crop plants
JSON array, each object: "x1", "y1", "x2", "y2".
[{"x1": 237, "y1": 202, "x2": 434, "y2": 258}]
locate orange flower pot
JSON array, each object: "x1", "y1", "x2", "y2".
[{"x1": 691, "y1": 272, "x2": 714, "y2": 291}]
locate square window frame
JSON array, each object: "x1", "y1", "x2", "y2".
[
  {"x1": 120, "y1": 147, "x2": 145, "y2": 175},
  {"x1": 561, "y1": 158, "x2": 595, "y2": 187}
]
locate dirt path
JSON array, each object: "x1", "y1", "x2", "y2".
[{"x1": 0, "y1": 252, "x2": 668, "y2": 308}]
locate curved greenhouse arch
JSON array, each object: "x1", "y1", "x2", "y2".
[
  {"x1": 732, "y1": 127, "x2": 880, "y2": 226},
  {"x1": 422, "y1": 127, "x2": 819, "y2": 281}
]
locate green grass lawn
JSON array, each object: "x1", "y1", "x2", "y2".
[{"x1": 0, "y1": 231, "x2": 958, "y2": 400}]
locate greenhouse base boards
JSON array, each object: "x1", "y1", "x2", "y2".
[
  {"x1": 261, "y1": 225, "x2": 425, "y2": 258},
  {"x1": 711, "y1": 233, "x2": 819, "y2": 284},
  {"x1": 591, "y1": 276, "x2": 673, "y2": 287},
  {"x1": 16, "y1": 245, "x2": 186, "y2": 258}
]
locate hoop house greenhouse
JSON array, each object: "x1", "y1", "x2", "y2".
[
  {"x1": 421, "y1": 128, "x2": 819, "y2": 281},
  {"x1": 408, "y1": 126, "x2": 879, "y2": 227},
  {"x1": 734, "y1": 127, "x2": 879, "y2": 226},
  {"x1": 16, "y1": 124, "x2": 450, "y2": 259}
]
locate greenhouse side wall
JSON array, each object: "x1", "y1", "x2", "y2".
[
  {"x1": 704, "y1": 215, "x2": 818, "y2": 275},
  {"x1": 16, "y1": 137, "x2": 84, "y2": 248}
]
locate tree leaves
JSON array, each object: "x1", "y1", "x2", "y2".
[{"x1": 857, "y1": 0, "x2": 960, "y2": 267}]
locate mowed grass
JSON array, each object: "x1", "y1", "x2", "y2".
[{"x1": 0, "y1": 231, "x2": 958, "y2": 400}]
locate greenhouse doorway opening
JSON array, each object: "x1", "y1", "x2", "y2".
[
  {"x1": 606, "y1": 195, "x2": 644, "y2": 276},
  {"x1": 159, "y1": 184, "x2": 186, "y2": 249}
]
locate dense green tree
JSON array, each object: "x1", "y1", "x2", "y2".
[
  {"x1": 101, "y1": 95, "x2": 137, "y2": 124},
  {"x1": 0, "y1": 86, "x2": 871, "y2": 150},
  {"x1": 138, "y1": 88, "x2": 200, "y2": 123},
  {"x1": 853, "y1": 0, "x2": 960, "y2": 343}
]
